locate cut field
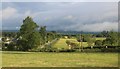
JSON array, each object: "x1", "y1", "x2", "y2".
[
  {"x1": 96, "y1": 37, "x2": 106, "y2": 40},
  {"x1": 53, "y1": 38, "x2": 88, "y2": 49},
  {"x1": 2, "y1": 51, "x2": 118, "y2": 67}
]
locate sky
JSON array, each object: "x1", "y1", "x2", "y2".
[
  {"x1": 1, "y1": 0, "x2": 119, "y2": 2},
  {"x1": 1, "y1": 2, "x2": 118, "y2": 32}
]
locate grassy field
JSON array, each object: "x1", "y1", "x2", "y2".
[
  {"x1": 53, "y1": 38, "x2": 88, "y2": 49},
  {"x1": 53, "y1": 38, "x2": 73, "y2": 49},
  {"x1": 0, "y1": 51, "x2": 1, "y2": 68},
  {"x1": 2, "y1": 51, "x2": 118, "y2": 67},
  {"x1": 53, "y1": 38, "x2": 106, "y2": 49},
  {"x1": 96, "y1": 37, "x2": 106, "y2": 40}
]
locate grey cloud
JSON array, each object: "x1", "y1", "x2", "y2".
[{"x1": 2, "y1": 2, "x2": 118, "y2": 32}]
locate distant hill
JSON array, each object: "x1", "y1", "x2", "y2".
[
  {"x1": 55, "y1": 30, "x2": 100, "y2": 35},
  {"x1": 1, "y1": 30, "x2": 100, "y2": 35},
  {"x1": 2, "y1": 30, "x2": 19, "y2": 32}
]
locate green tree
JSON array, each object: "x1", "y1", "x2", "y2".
[
  {"x1": 118, "y1": 32, "x2": 120, "y2": 46},
  {"x1": 86, "y1": 34, "x2": 95, "y2": 46},
  {"x1": 95, "y1": 40, "x2": 103, "y2": 46},
  {"x1": 17, "y1": 16, "x2": 40, "y2": 51},
  {"x1": 39, "y1": 26, "x2": 47, "y2": 45},
  {"x1": 109, "y1": 31, "x2": 118, "y2": 46},
  {"x1": 47, "y1": 32, "x2": 55, "y2": 42},
  {"x1": 101, "y1": 31, "x2": 109, "y2": 37},
  {"x1": 102, "y1": 31, "x2": 118, "y2": 46},
  {"x1": 102, "y1": 38, "x2": 112, "y2": 46}
]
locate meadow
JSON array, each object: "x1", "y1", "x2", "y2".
[
  {"x1": 53, "y1": 38, "x2": 106, "y2": 49},
  {"x1": 2, "y1": 51, "x2": 118, "y2": 67}
]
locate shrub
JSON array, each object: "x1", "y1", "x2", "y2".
[
  {"x1": 66, "y1": 40, "x2": 71, "y2": 45},
  {"x1": 101, "y1": 48, "x2": 120, "y2": 52},
  {"x1": 66, "y1": 40, "x2": 79, "y2": 49},
  {"x1": 95, "y1": 40, "x2": 103, "y2": 46},
  {"x1": 83, "y1": 49, "x2": 101, "y2": 52}
]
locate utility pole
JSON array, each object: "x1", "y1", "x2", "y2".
[{"x1": 78, "y1": 31, "x2": 83, "y2": 52}]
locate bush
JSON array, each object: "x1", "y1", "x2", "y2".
[
  {"x1": 36, "y1": 47, "x2": 58, "y2": 52},
  {"x1": 82, "y1": 49, "x2": 101, "y2": 52},
  {"x1": 66, "y1": 40, "x2": 71, "y2": 45},
  {"x1": 95, "y1": 40, "x2": 103, "y2": 46},
  {"x1": 66, "y1": 40, "x2": 79, "y2": 49},
  {"x1": 59, "y1": 49, "x2": 75, "y2": 52},
  {"x1": 2, "y1": 42, "x2": 18, "y2": 51},
  {"x1": 101, "y1": 48, "x2": 120, "y2": 52}
]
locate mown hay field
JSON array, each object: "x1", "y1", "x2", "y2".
[{"x1": 2, "y1": 51, "x2": 118, "y2": 67}]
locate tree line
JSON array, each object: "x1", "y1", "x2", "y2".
[{"x1": 65, "y1": 31, "x2": 119, "y2": 51}]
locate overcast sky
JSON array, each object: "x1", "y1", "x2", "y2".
[{"x1": 1, "y1": 2, "x2": 118, "y2": 32}]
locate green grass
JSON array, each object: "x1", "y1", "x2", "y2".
[
  {"x1": 53, "y1": 38, "x2": 69, "y2": 49},
  {"x1": 53, "y1": 38, "x2": 88, "y2": 49},
  {"x1": 53, "y1": 38, "x2": 106, "y2": 49},
  {"x1": 2, "y1": 51, "x2": 118, "y2": 67},
  {"x1": 0, "y1": 51, "x2": 2, "y2": 68},
  {"x1": 96, "y1": 37, "x2": 106, "y2": 40}
]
